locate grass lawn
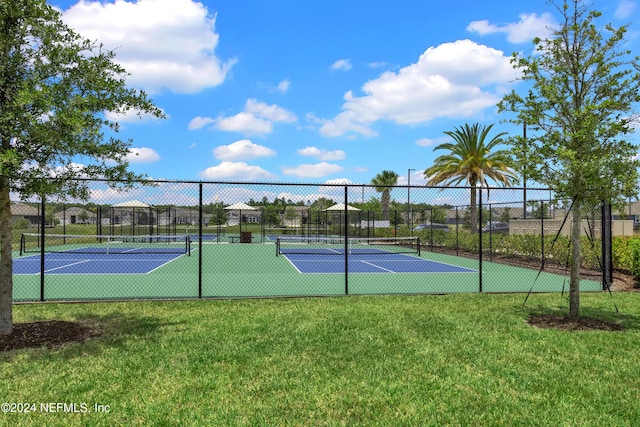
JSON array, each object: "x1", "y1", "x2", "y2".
[{"x1": 2, "y1": 293, "x2": 640, "y2": 426}]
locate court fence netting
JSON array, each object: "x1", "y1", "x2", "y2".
[{"x1": 7, "y1": 178, "x2": 615, "y2": 301}]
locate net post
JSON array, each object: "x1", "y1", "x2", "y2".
[
  {"x1": 276, "y1": 237, "x2": 281, "y2": 256},
  {"x1": 417, "y1": 236, "x2": 421, "y2": 256},
  {"x1": 20, "y1": 233, "x2": 25, "y2": 256}
]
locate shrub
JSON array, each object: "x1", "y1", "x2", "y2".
[
  {"x1": 13, "y1": 218, "x2": 31, "y2": 230},
  {"x1": 614, "y1": 236, "x2": 640, "y2": 280}
]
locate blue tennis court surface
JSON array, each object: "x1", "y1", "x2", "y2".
[
  {"x1": 14, "y1": 250, "x2": 187, "y2": 275},
  {"x1": 283, "y1": 252, "x2": 477, "y2": 274}
]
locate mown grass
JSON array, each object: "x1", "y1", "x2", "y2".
[{"x1": 2, "y1": 293, "x2": 640, "y2": 426}]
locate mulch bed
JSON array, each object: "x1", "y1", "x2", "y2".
[
  {"x1": 528, "y1": 314, "x2": 623, "y2": 331},
  {"x1": 0, "y1": 320, "x2": 101, "y2": 353}
]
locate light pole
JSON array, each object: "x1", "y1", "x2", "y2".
[{"x1": 408, "y1": 168, "x2": 416, "y2": 234}]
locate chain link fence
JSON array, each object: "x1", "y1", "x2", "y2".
[{"x1": 9, "y1": 179, "x2": 610, "y2": 301}]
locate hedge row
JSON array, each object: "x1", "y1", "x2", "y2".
[
  {"x1": 612, "y1": 236, "x2": 640, "y2": 279},
  {"x1": 412, "y1": 228, "x2": 603, "y2": 272}
]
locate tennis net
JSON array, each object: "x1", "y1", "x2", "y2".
[
  {"x1": 276, "y1": 236, "x2": 420, "y2": 256},
  {"x1": 20, "y1": 233, "x2": 192, "y2": 256}
]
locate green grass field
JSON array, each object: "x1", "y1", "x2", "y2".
[{"x1": 2, "y1": 293, "x2": 639, "y2": 426}]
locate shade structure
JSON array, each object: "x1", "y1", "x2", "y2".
[
  {"x1": 112, "y1": 200, "x2": 151, "y2": 208},
  {"x1": 224, "y1": 203, "x2": 256, "y2": 240},
  {"x1": 325, "y1": 203, "x2": 360, "y2": 211},
  {"x1": 224, "y1": 202, "x2": 256, "y2": 211}
]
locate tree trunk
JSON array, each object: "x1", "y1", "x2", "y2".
[
  {"x1": 470, "y1": 185, "x2": 477, "y2": 233},
  {"x1": 0, "y1": 176, "x2": 13, "y2": 335},
  {"x1": 381, "y1": 190, "x2": 390, "y2": 221},
  {"x1": 569, "y1": 201, "x2": 582, "y2": 319}
]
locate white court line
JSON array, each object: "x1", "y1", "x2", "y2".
[
  {"x1": 44, "y1": 259, "x2": 91, "y2": 273},
  {"x1": 359, "y1": 260, "x2": 395, "y2": 273}
]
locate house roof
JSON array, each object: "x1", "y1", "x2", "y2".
[{"x1": 11, "y1": 203, "x2": 39, "y2": 216}]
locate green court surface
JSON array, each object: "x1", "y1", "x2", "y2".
[{"x1": 12, "y1": 243, "x2": 602, "y2": 301}]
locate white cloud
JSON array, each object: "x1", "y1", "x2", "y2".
[
  {"x1": 466, "y1": 13, "x2": 556, "y2": 44},
  {"x1": 281, "y1": 162, "x2": 344, "y2": 178},
  {"x1": 244, "y1": 99, "x2": 297, "y2": 123},
  {"x1": 415, "y1": 138, "x2": 435, "y2": 147},
  {"x1": 213, "y1": 140, "x2": 276, "y2": 161},
  {"x1": 320, "y1": 40, "x2": 517, "y2": 137},
  {"x1": 317, "y1": 178, "x2": 362, "y2": 200},
  {"x1": 215, "y1": 112, "x2": 273, "y2": 135},
  {"x1": 199, "y1": 161, "x2": 277, "y2": 180},
  {"x1": 331, "y1": 59, "x2": 352, "y2": 71},
  {"x1": 62, "y1": 0, "x2": 236, "y2": 94},
  {"x1": 416, "y1": 137, "x2": 448, "y2": 147},
  {"x1": 368, "y1": 61, "x2": 389, "y2": 69},
  {"x1": 397, "y1": 170, "x2": 426, "y2": 186},
  {"x1": 198, "y1": 99, "x2": 298, "y2": 136},
  {"x1": 615, "y1": 0, "x2": 637, "y2": 19},
  {"x1": 188, "y1": 116, "x2": 216, "y2": 130},
  {"x1": 275, "y1": 79, "x2": 291, "y2": 93},
  {"x1": 127, "y1": 147, "x2": 160, "y2": 163},
  {"x1": 297, "y1": 146, "x2": 346, "y2": 161},
  {"x1": 90, "y1": 187, "x2": 145, "y2": 202}
]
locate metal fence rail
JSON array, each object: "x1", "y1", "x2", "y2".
[{"x1": 9, "y1": 179, "x2": 610, "y2": 301}]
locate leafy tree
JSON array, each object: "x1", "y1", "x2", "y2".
[
  {"x1": 498, "y1": 0, "x2": 640, "y2": 319},
  {"x1": 261, "y1": 205, "x2": 279, "y2": 226},
  {"x1": 529, "y1": 200, "x2": 550, "y2": 219},
  {"x1": 424, "y1": 123, "x2": 516, "y2": 233},
  {"x1": 430, "y1": 207, "x2": 446, "y2": 224},
  {"x1": 0, "y1": 1, "x2": 163, "y2": 335},
  {"x1": 45, "y1": 207, "x2": 58, "y2": 227},
  {"x1": 356, "y1": 197, "x2": 382, "y2": 217},
  {"x1": 500, "y1": 207, "x2": 511, "y2": 223},
  {"x1": 371, "y1": 170, "x2": 399, "y2": 221},
  {"x1": 78, "y1": 210, "x2": 89, "y2": 224},
  {"x1": 209, "y1": 203, "x2": 228, "y2": 226},
  {"x1": 283, "y1": 206, "x2": 299, "y2": 226},
  {"x1": 310, "y1": 197, "x2": 334, "y2": 211}
]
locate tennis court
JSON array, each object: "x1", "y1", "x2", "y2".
[
  {"x1": 283, "y1": 253, "x2": 477, "y2": 274},
  {"x1": 14, "y1": 251, "x2": 187, "y2": 275},
  {"x1": 12, "y1": 233, "x2": 603, "y2": 301}
]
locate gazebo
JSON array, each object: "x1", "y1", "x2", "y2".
[
  {"x1": 224, "y1": 203, "x2": 257, "y2": 242},
  {"x1": 325, "y1": 203, "x2": 360, "y2": 212},
  {"x1": 325, "y1": 203, "x2": 361, "y2": 236},
  {"x1": 110, "y1": 200, "x2": 152, "y2": 236}
]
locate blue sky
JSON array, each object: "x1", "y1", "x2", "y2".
[{"x1": 49, "y1": 0, "x2": 640, "y2": 190}]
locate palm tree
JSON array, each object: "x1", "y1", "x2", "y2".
[
  {"x1": 424, "y1": 123, "x2": 516, "y2": 233},
  {"x1": 371, "y1": 170, "x2": 399, "y2": 221}
]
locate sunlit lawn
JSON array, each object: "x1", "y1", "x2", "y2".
[{"x1": 2, "y1": 292, "x2": 640, "y2": 426}]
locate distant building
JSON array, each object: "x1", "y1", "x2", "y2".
[
  {"x1": 54, "y1": 207, "x2": 96, "y2": 225},
  {"x1": 10, "y1": 203, "x2": 40, "y2": 225}
]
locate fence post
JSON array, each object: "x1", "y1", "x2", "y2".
[
  {"x1": 478, "y1": 188, "x2": 483, "y2": 293},
  {"x1": 602, "y1": 200, "x2": 613, "y2": 289},
  {"x1": 344, "y1": 186, "x2": 349, "y2": 295},
  {"x1": 198, "y1": 182, "x2": 203, "y2": 298},
  {"x1": 541, "y1": 201, "x2": 545, "y2": 271},
  {"x1": 40, "y1": 195, "x2": 45, "y2": 302}
]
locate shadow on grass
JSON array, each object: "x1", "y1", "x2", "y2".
[
  {"x1": 513, "y1": 301, "x2": 640, "y2": 331},
  {"x1": 1, "y1": 312, "x2": 184, "y2": 361}
]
